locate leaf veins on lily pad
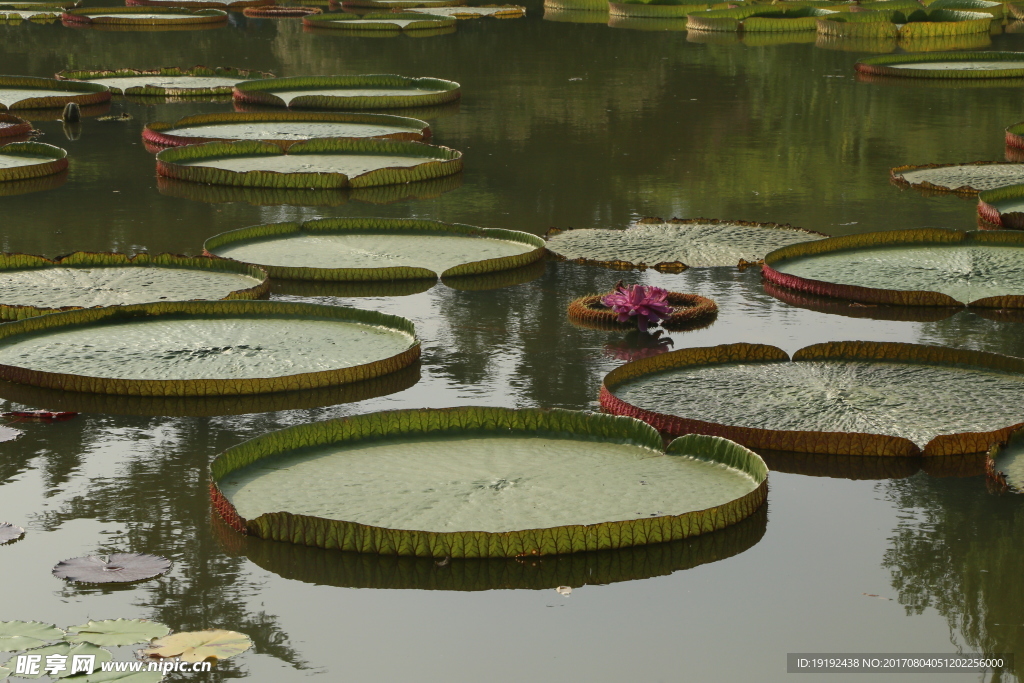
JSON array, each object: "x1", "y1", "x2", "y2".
[
  {"x1": 0, "y1": 523, "x2": 24, "y2": 545},
  {"x1": 141, "y1": 630, "x2": 251, "y2": 662},
  {"x1": 65, "y1": 619, "x2": 170, "y2": 647},
  {"x1": 52, "y1": 554, "x2": 172, "y2": 584},
  {"x1": 0, "y1": 622, "x2": 64, "y2": 652},
  {"x1": 1, "y1": 643, "x2": 111, "y2": 679}
]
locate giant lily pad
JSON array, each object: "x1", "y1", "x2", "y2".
[
  {"x1": 340, "y1": 0, "x2": 463, "y2": 7},
  {"x1": 568, "y1": 290, "x2": 717, "y2": 331},
  {"x1": 232, "y1": 75, "x2": 460, "y2": 110},
  {"x1": 144, "y1": 112, "x2": 429, "y2": 150},
  {"x1": 127, "y1": 0, "x2": 270, "y2": 8},
  {"x1": 0, "y1": 115, "x2": 31, "y2": 138},
  {"x1": 0, "y1": 142, "x2": 67, "y2": 183},
  {"x1": 763, "y1": 229, "x2": 1024, "y2": 307},
  {"x1": 762, "y1": 279, "x2": 960, "y2": 322},
  {"x1": 156, "y1": 138, "x2": 461, "y2": 189},
  {"x1": 61, "y1": 7, "x2": 228, "y2": 24},
  {"x1": 0, "y1": 622, "x2": 62, "y2": 651},
  {"x1": 856, "y1": 50, "x2": 1024, "y2": 78},
  {"x1": 890, "y1": 161, "x2": 1024, "y2": 195},
  {"x1": 65, "y1": 620, "x2": 170, "y2": 647},
  {"x1": 545, "y1": 218, "x2": 827, "y2": 270},
  {"x1": 986, "y1": 427, "x2": 1024, "y2": 493},
  {"x1": 818, "y1": 9, "x2": 991, "y2": 39},
  {"x1": 0, "y1": 7, "x2": 61, "y2": 20},
  {"x1": 302, "y1": 11, "x2": 457, "y2": 29},
  {"x1": 0, "y1": 76, "x2": 109, "y2": 111},
  {"x1": 601, "y1": 341, "x2": 1024, "y2": 457},
  {"x1": 52, "y1": 553, "x2": 172, "y2": 584},
  {"x1": 688, "y1": 5, "x2": 838, "y2": 31},
  {"x1": 1005, "y1": 121, "x2": 1024, "y2": 154},
  {"x1": 141, "y1": 630, "x2": 250, "y2": 662},
  {"x1": 56, "y1": 67, "x2": 271, "y2": 97},
  {"x1": 977, "y1": 183, "x2": 1024, "y2": 229},
  {"x1": 1, "y1": 643, "x2": 111, "y2": 678},
  {"x1": 608, "y1": 1, "x2": 721, "y2": 20},
  {"x1": 404, "y1": 5, "x2": 524, "y2": 17},
  {"x1": 927, "y1": 0, "x2": 1003, "y2": 16},
  {"x1": 0, "y1": 301, "x2": 419, "y2": 396},
  {"x1": 0, "y1": 252, "x2": 269, "y2": 321},
  {"x1": 243, "y1": 4, "x2": 322, "y2": 15},
  {"x1": 0, "y1": 523, "x2": 24, "y2": 544},
  {"x1": 204, "y1": 218, "x2": 544, "y2": 281},
  {"x1": 211, "y1": 407, "x2": 768, "y2": 557}
]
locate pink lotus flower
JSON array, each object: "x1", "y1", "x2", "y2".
[{"x1": 601, "y1": 281, "x2": 674, "y2": 332}]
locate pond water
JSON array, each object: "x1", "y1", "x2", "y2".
[{"x1": 2, "y1": 7, "x2": 1024, "y2": 683}]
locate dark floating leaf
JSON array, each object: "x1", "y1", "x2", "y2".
[
  {"x1": 52, "y1": 553, "x2": 172, "y2": 584},
  {"x1": 0, "y1": 524, "x2": 25, "y2": 545}
]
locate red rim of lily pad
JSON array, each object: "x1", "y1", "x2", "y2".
[
  {"x1": 243, "y1": 4, "x2": 322, "y2": 15},
  {"x1": 567, "y1": 290, "x2": 718, "y2": 331},
  {"x1": 52, "y1": 553, "x2": 172, "y2": 584},
  {"x1": 762, "y1": 279, "x2": 959, "y2": 323},
  {"x1": 977, "y1": 183, "x2": 1024, "y2": 229},
  {"x1": 0, "y1": 114, "x2": 31, "y2": 138},
  {"x1": 890, "y1": 160, "x2": 1023, "y2": 196},
  {"x1": 0, "y1": 142, "x2": 68, "y2": 183},
  {"x1": 600, "y1": 340, "x2": 1024, "y2": 457}
]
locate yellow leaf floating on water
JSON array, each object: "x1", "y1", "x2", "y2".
[{"x1": 141, "y1": 629, "x2": 251, "y2": 663}]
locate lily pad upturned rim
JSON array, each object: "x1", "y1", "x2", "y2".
[
  {"x1": 567, "y1": 291, "x2": 718, "y2": 331},
  {"x1": 126, "y1": 0, "x2": 271, "y2": 8},
  {"x1": 762, "y1": 228, "x2": 1024, "y2": 308},
  {"x1": 0, "y1": 251, "x2": 270, "y2": 321},
  {"x1": 52, "y1": 552, "x2": 173, "y2": 584},
  {"x1": 0, "y1": 113, "x2": 31, "y2": 137},
  {"x1": 155, "y1": 137, "x2": 463, "y2": 189},
  {"x1": 243, "y1": 4, "x2": 322, "y2": 15},
  {"x1": 55, "y1": 66, "x2": 273, "y2": 96},
  {"x1": 340, "y1": 0, "x2": 464, "y2": 7},
  {"x1": 61, "y1": 6, "x2": 228, "y2": 23},
  {"x1": 977, "y1": 182, "x2": 1024, "y2": 230},
  {"x1": 303, "y1": 11, "x2": 457, "y2": 28},
  {"x1": 405, "y1": 4, "x2": 525, "y2": 18},
  {"x1": 144, "y1": 111, "x2": 431, "y2": 150},
  {"x1": 209, "y1": 406, "x2": 769, "y2": 558},
  {"x1": 687, "y1": 5, "x2": 839, "y2": 32},
  {"x1": 544, "y1": 216, "x2": 829, "y2": 272},
  {"x1": 889, "y1": 160, "x2": 1023, "y2": 196},
  {"x1": 232, "y1": 74, "x2": 461, "y2": 110},
  {"x1": 601, "y1": 340, "x2": 1024, "y2": 457},
  {"x1": 0, "y1": 75, "x2": 110, "y2": 111},
  {"x1": 985, "y1": 426, "x2": 1024, "y2": 494},
  {"x1": 1005, "y1": 121, "x2": 1024, "y2": 151},
  {"x1": 0, "y1": 141, "x2": 67, "y2": 183},
  {"x1": 856, "y1": 50, "x2": 1024, "y2": 78},
  {"x1": 817, "y1": 9, "x2": 991, "y2": 39},
  {"x1": 0, "y1": 300, "x2": 421, "y2": 397},
  {"x1": 203, "y1": 217, "x2": 546, "y2": 281}
]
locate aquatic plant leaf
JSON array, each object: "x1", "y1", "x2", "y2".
[
  {"x1": 977, "y1": 183, "x2": 1024, "y2": 229},
  {"x1": 762, "y1": 228, "x2": 1024, "y2": 307},
  {"x1": 0, "y1": 142, "x2": 67, "y2": 184},
  {"x1": 1, "y1": 643, "x2": 111, "y2": 678},
  {"x1": 302, "y1": 11, "x2": 457, "y2": 29},
  {"x1": 544, "y1": 218, "x2": 826, "y2": 270},
  {"x1": 0, "y1": 665, "x2": 9, "y2": 680},
  {"x1": 71, "y1": 670, "x2": 163, "y2": 683},
  {"x1": 856, "y1": 50, "x2": 1024, "y2": 78},
  {"x1": 64, "y1": 619, "x2": 170, "y2": 647},
  {"x1": 127, "y1": 0, "x2": 269, "y2": 9},
  {"x1": 242, "y1": 4, "x2": 321, "y2": 16},
  {"x1": 56, "y1": 66, "x2": 271, "y2": 96},
  {"x1": 404, "y1": 5, "x2": 524, "y2": 17},
  {"x1": 0, "y1": 427, "x2": 20, "y2": 443},
  {"x1": 52, "y1": 553, "x2": 172, "y2": 584},
  {"x1": 891, "y1": 161, "x2": 1024, "y2": 195},
  {"x1": 0, "y1": 75, "x2": 109, "y2": 111},
  {"x1": 0, "y1": 622, "x2": 63, "y2": 651},
  {"x1": 232, "y1": 74, "x2": 460, "y2": 111},
  {"x1": 61, "y1": 7, "x2": 228, "y2": 24},
  {"x1": 0, "y1": 523, "x2": 25, "y2": 545},
  {"x1": 210, "y1": 407, "x2": 767, "y2": 557},
  {"x1": 141, "y1": 630, "x2": 251, "y2": 662},
  {"x1": 688, "y1": 5, "x2": 837, "y2": 31},
  {"x1": 0, "y1": 114, "x2": 31, "y2": 138},
  {"x1": 986, "y1": 427, "x2": 1024, "y2": 493}
]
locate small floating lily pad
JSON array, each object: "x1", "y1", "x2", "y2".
[
  {"x1": 405, "y1": 4, "x2": 524, "y2": 17},
  {"x1": 856, "y1": 50, "x2": 1024, "y2": 78},
  {"x1": 65, "y1": 620, "x2": 170, "y2": 647},
  {"x1": 127, "y1": 0, "x2": 270, "y2": 8},
  {"x1": 53, "y1": 553, "x2": 172, "y2": 584},
  {"x1": 61, "y1": 7, "x2": 228, "y2": 24},
  {"x1": 763, "y1": 229, "x2": 1024, "y2": 307},
  {"x1": 303, "y1": 11, "x2": 457, "y2": 29},
  {"x1": 0, "y1": 523, "x2": 25, "y2": 544},
  {"x1": 203, "y1": 218, "x2": 545, "y2": 281},
  {"x1": 233, "y1": 74, "x2": 461, "y2": 110},
  {"x1": 144, "y1": 112, "x2": 429, "y2": 150},
  {"x1": 156, "y1": 138, "x2": 462, "y2": 189},
  {"x1": 891, "y1": 161, "x2": 1024, "y2": 195},
  {"x1": 211, "y1": 407, "x2": 768, "y2": 557},
  {"x1": 0, "y1": 76, "x2": 109, "y2": 111},
  {"x1": 0, "y1": 114, "x2": 31, "y2": 138},
  {"x1": 57, "y1": 66, "x2": 272, "y2": 96},
  {"x1": 568, "y1": 290, "x2": 717, "y2": 331},
  {"x1": 142, "y1": 630, "x2": 251, "y2": 662},
  {"x1": 0, "y1": 252, "x2": 269, "y2": 321},
  {"x1": 545, "y1": 217, "x2": 827, "y2": 270},
  {"x1": 601, "y1": 341, "x2": 1024, "y2": 456},
  {"x1": 0, "y1": 622, "x2": 62, "y2": 651},
  {"x1": 1, "y1": 643, "x2": 111, "y2": 678},
  {"x1": 0, "y1": 142, "x2": 67, "y2": 183}
]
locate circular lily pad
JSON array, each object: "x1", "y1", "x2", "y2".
[
  {"x1": 0, "y1": 76, "x2": 109, "y2": 111},
  {"x1": 155, "y1": 138, "x2": 462, "y2": 189},
  {"x1": 763, "y1": 229, "x2": 1024, "y2": 308},
  {"x1": 890, "y1": 161, "x2": 1024, "y2": 195},
  {"x1": 341, "y1": 0, "x2": 463, "y2": 7},
  {"x1": 243, "y1": 4, "x2": 321, "y2": 15},
  {"x1": 545, "y1": 217, "x2": 827, "y2": 270},
  {"x1": 127, "y1": 0, "x2": 270, "y2": 7},
  {"x1": 142, "y1": 630, "x2": 251, "y2": 662},
  {"x1": 303, "y1": 11, "x2": 457, "y2": 29},
  {"x1": 204, "y1": 218, "x2": 545, "y2": 281},
  {"x1": 977, "y1": 183, "x2": 1024, "y2": 229},
  {"x1": 0, "y1": 252, "x2": 269, "y2": 321},
  {"x1": 687, "y1": 5, "x2": 839, "y2": 31},
  {"x1": 0, "y1": 622, "x2": 62, "y2": 651},
  {"x1": 56, "y1": 66, "x2": 272, "y2": 97},
  {"x1": 65, "y1": 619, "x2": 170, "y2": 647},
  {"x1": 0, "y1": 300, "x2": 419, "y2": 396},
  {"x1": 232, "y1": 74, "x2": 461, "y2": 110},
  {"x1": 0, "y1": 142, "x2": 67, "y2": 183},
  {"x1": 405, "y1": 4, "x2": 524, "y2": 17},
  {"x1": 1, "y1": 643, "x2": 111, "y2": 677},
  {"x1": 568, "y1": 290, "x2": 717, "y2": 331},
  {"x1": 61, "y1": 7, "x2": 228, "y2": 24},
  {"x1": 608, "y1": 1, "x2": 716, "y2": 19},
  {"x1": 211, "y1": 407, "x2": 768, "y2": 558},
  {"x1": 144, "y1": 111, "x2": 429, "y2": 149},
  {"x1": 601, "y1": 341, "x2": 1024, "y2": 457},
  {"x1": 0, "y1": 524, "x2": 25, "y2": 545},
  {"x1": 53, "y1": 553, "x2": 172, "y2": 584},
  {"x1": 821, "y1": 9, "x2": 991, "y2": 39},
  {"x1": 856, "y1": 50, "x2": 1024, "y2": 79}
]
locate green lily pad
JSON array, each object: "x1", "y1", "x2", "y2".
[
  {"x1": 0, "y1": 665, "x2": 9, "y2": 680},
  {"x1": 0, "y1": 622, "x2": 64, "y2": 652},
  {"x1": 70, "y1": 671, "x2": 163, "y2": 683},
  {"x1": 211, "y1": 407, "x2": 768, "y2": 557},
  {"x1": 0, "y1": 8, "x2": 61, "y2": 19},
  {"x1": 64, "y1": 620, "x2": 171, "y2": 647},
  {"x1": 141, "y1": 630, "x2": 251, "y2": 662},
  {"x1": 857, "y1": 50, "x2": 1024, "y2": 79},
  {"x1": 687, "y1": 5, "x2": 839, "y2": 32},
  {"x1": 891, "y1": 161, "x2": 1024, "y2": 195},
  {"x1": 126, "y1": 0, "x2": 271, "y2": 8},
  {"x1": 203, "y1": 218, "x2": 545, "y2": 281},
  {"x1": 303, "y1": 11, "x2": 457, "y2": 29},
  {"x1": 0, "y1": 523, "x2": 25, "y2": 544},
  {"x1": 819, "y1": 9, "x2": 991, "y2": 40},
  {"x1": 602, "y1": 341, "x2": 1024, "y2": 456},
  {"x1": 0, "y1": 76, "x2": 109, "y2": 111},
  {"x1": 341, "y1": 0, "x2": 463, "y2": 7},
  {"x1": 1, "y1": 643, "x2": 111, "y2": 678},
  {"x1": 232, "y1": 74, "x2": 461, "y2": 110},
  {"x1": 57, "y1": 66, "x2": 272, "y2": 96},
  {"x1": 0, "y1": 142, "x2": 67, "y2": 183},
  {"x1": 61, "y1": 7, "x2": 229, "y2": 23},
  {"x1": 405, "y1": 5, "x2": 524, "y2": 17},
  {"x1": 545, "y1": 218, "x2": 826, "y2": 270}
]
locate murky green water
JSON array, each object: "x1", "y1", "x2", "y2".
[{"x1": 2, "y1": 7, "x2": 1024, "y2": 683}]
